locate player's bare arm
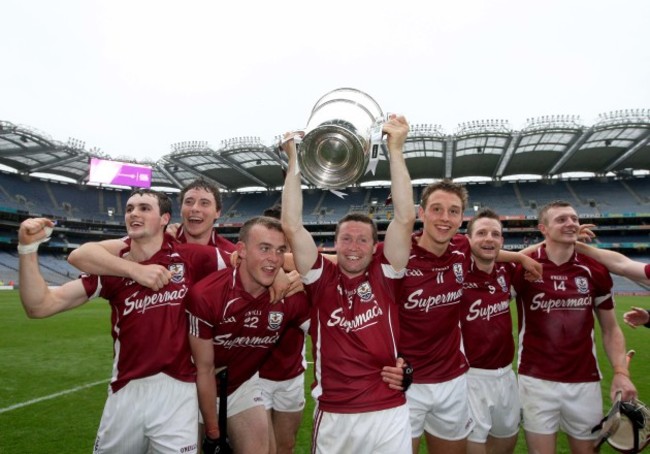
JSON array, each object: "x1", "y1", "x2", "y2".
[
  {"x1": 68, "y1": 239, "x2": 172, "y2": 291},
  {"x1": 382, "y1": 114, "x2": 416, "y2": 271},
  {"x1": 280, "y1": 132, "x2": 318, "y2": 276},
  {"x1": 189, "y1": 335, "x2": 221, "y2": 439},
  {"x1": 596, "y1": 308, "x2": 638, "y2": 402},
  {"x1": 574, "y1": 242, "x2": 650, "y2": 285},
  {"x1": 18, "y1": 218, "x2": 90, "y2": 318}
]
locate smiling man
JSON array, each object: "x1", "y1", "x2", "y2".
[
  {"x1": 512, "y1": 200, "x2": 637, "y2": 454},
  {"x1": 18, "y1": 189, "x2": 230, "y2": 454},
  {"x1": 461, "y1": 208, "x2": 520, "y2": 454},
  {"x1": 176, "y1": 178, "x2": 236, "y2": 252},
  {"x1": 398, "y1": 181, "x2": 542, "y2": 454},
  {"x1": 186, "y1": 216, "x2": 310, "y2": 454},
  {"x1": 280, "y1": 114, "x2": 415, "y2": 453}
]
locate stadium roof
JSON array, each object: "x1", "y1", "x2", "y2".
[{"x1": 1, "y1": 109, "x2": 649, "y2": 191}]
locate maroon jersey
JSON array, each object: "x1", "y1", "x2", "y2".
[
  {"x1": 512, "y1": 245, "x2": 614, "y2": 383},
  {"x1": 305, "y1": 254, "x2": 405, "y2": 414},
  {"x1": 258, "y1": 325, "x2": 306, "y2": 381},
  {"x1": 460, "y1": 260, "x2": 516, "y2": 369},
  {"x1": 176, "y1": 226, "x2": 236, "y2": 254},
  {"x1": 187, "y1": 267, "x2": 310, "y2": 395},
  {"x1": 398, "y1": 233, "x2": 470, "y2": 383},
  {"x1": 81, "y1": 235, "x2": 227, "y2": 393}
]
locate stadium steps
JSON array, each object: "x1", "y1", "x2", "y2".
[
  {"x1": 620, "y1": 180, "x2": 646, "y2": 205},
  {"x1": 0, "y1": 183, "x2": 12, "y2": 202},
  {"x1": 564, "y1": 181, "x2": 584, "y2": 205},
  {"x1": 512, "y1": 183, "x2": 527, "y2": 210},
  {"x1": 312, "y1": 191, "x2": 327, "y2": 215},
  {"x1": 44, "y1": 182, "x2": 59, "y2": 208}
]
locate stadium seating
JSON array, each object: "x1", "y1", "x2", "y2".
[{"x1": 1, "y1": 171, "x2": 650, "y2": 294}]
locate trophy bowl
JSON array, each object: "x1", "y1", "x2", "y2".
[{"x1": 299, "y1": 88, "x2": 383, "y2": 190}]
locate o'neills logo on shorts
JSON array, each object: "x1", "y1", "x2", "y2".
[{"x1": 180, "y1": 443, "x2": 197, "y2": 453}]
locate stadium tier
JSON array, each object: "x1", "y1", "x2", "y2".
[{"x1": 1, "y1": 108, "x2": 649, "y2": 289}]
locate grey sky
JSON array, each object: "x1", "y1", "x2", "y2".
[{"x1": 2, "y1": 0, "x2": 649, "y2": 163}]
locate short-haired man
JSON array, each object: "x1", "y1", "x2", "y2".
[
  {"x1": 398, "y1": 180, "x2": 540, "y2": 454},
  {"x1": 512, "y1": 200, "x2": 637, "y2": 454},
  {"x1": 462, "y1": 208, "x2": 519, "y2": 454},
  {"x1": 281, "y1": 114, "x2": 415, "y2": 453},
  {"x1": 19, "y1": 189, "x2": 229, "y2": 454},
  {"x1": 176, "y1": 178, "x2": 236, "y2": 252},
  {"x1": 187, "y1": 216, "x2": 310, "y2": 454}
]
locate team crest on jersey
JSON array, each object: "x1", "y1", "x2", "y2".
[
  {"x1": 268, "y1": 311, "x2": 283, "y2": 330},
  {"x1": 575, "y1": 277, "x2": 589, "y2": 294},
  {"x1": 169, "y1": 263, "x2": 185, "y2": 283},
  {"x1": 453, "y1": 263, "x2": 464, "y2": 283},
  {"x1": 357, "y1": 281, "x2": 373, "y2": 302},
  {"x1": 497, "y1": 275, "x2": 508, "y2": 293}
]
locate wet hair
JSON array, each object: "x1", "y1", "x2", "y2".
[
  {"x1": 420, "y1": 179, "x2": 469, "y2": 212},
  {"x1": 179, "y1": 178, "x2": 223, "y2": 212},
  {"x1": 538, "y1": 200, "x2": 574, "y2": 225},
  {"x1": 335, "y1": 213, "x2": 379, "y2": 244},
  {"x1": 128, "y1": 189, "x2": 172, "y2": 218},
  {"x1": 239, "y1": 216, "x2": 284, "y2": 242},
  {"x1": 466, "y1": 207, "x2": 501, "y2": 236}
]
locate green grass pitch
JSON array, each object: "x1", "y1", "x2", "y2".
[{"x1": 1, "y1": 290, "x2": 647, "y2": 453}]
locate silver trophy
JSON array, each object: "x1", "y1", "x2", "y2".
[{"x1": 298, "y1": 88, "x2": 385, "y2": 190}]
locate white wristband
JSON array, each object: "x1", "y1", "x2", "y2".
[{"x1": 17, "y1": 227, "x2": 53, "y2": 255}]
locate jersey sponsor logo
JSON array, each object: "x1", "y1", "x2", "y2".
[
  {"x1": 357, "y1": 282, "x2": 373, "y2": 302},
  {"x1": 466, "y1": 298, "x2": 510, "y2": 321},
  {"x1": 326, "y1": 305, "x2": 383, "y2": 333},
  {"x1": 575, "y1": 277, "x2": 589, "y2": 294},
  {"x1": 213, "y1": 332, "x2": 281, "y2": 349},
  {"x1": 169, "y1": 263, "x2": 185, "y2": 283},
  {"x1": 453, "y1": 263, "x2": 464, "y2": 283},
  {"x1": 404, "y1": 288, "x2": 463, "y2": 312},
  {"x1": 530, "y1": 292, "x2": 592, "y2": 312},
  {"x1": 268, "y1": 311, "x2": 283, "y2": 330},
  {"x1": 123, "y1": 285, "x2": 188, "y2": 315}
]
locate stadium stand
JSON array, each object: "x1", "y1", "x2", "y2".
[{"x1": 1, "y1": 111, "x2": 649, "y2": 290}]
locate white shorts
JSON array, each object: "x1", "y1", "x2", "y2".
[
  {"x1": 259, "y1": 373, "x2": 305, "y2": 412},
  {"x1": 312, "y1": 403, "x2": 411, "y2": 454},
  {"x1": 467, "y1": 367, "x2": 520, "y2": 443},
  {"x1": 94, "y1": 373, "x2": 198, "y2": 454},
  {"x1": 406, "y1": 374, "x2": 474, "y2": 440},
  {"x1": 518, "y1": 375, "x2": 602, "y2": 440},
  {"x1": 214, "y1": 373, "x2": 263, "y2": 419}
]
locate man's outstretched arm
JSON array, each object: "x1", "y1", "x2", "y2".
[
  {"x1": 280, "y1": 133, "x2": 318, "y2": 276},
  {"x1": 382, "y1": 115, "x2": 415, "y2": 272},
  {"x1": 68, "y1": 240, "x2": 172, "y2": 290},
  {"x1": 574, "y1": 243, "x2": 650, "y2": 284},
  {"x1": 18, "y1": 218, "x2": 90, "y2": 318}
]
